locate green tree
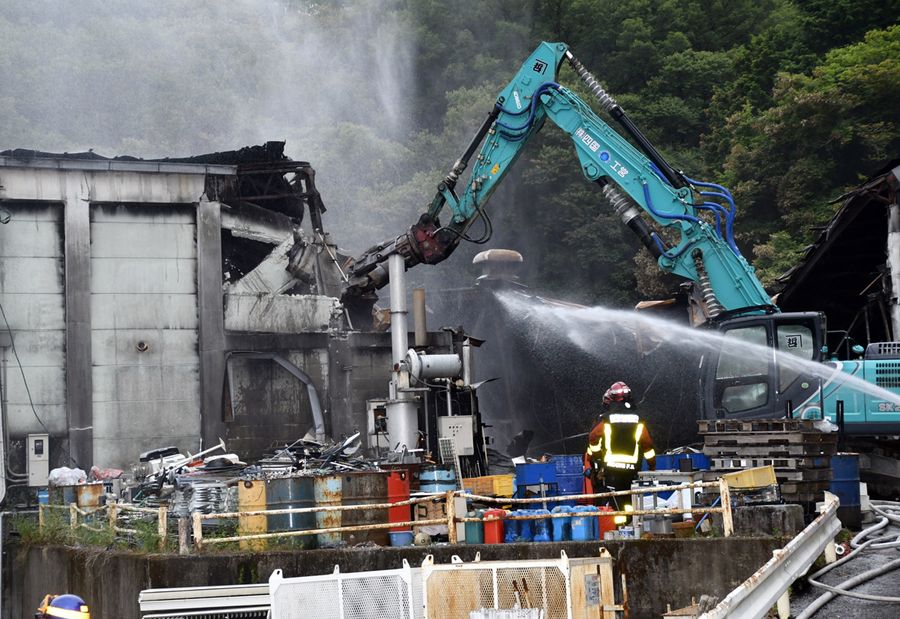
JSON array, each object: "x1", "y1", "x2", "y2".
[{"x1": 721, "y1": 25, "x2": 900, "y2": 285}]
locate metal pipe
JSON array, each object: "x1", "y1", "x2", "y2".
[
  {"x1": 462, "y1": 339, "x2": 474, "y2": 385},
  {"x1": 388, "y1": 254, "x2": 408, "y2": 364},
  {"x1": 413, "y1": 288, "x2": 427, "y2": 347},
  {"x1": 385, "y1": 400, "x2": 419, "y2": 452},
  {"x1": 387, "y1": 255, "x2": 417, "y2": 451}
]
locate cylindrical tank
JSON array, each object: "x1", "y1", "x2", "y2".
[
  {"x1": 341, "y1": 471, "x2": 389, "y2": 545},
  {"x1": 267, "y1": 477, "x2": 316, "y2": 549},
  {"x1": 386, "y1": 399, "x2": 419, "y2": 453},
  {"x1": 314, "y1": 474, "x2": 343, "y2": 547},
  {"x1": 830, "y1": 453, "x2": 861, "y2": 529},
  {"x1": 238, "y1": 480, "x2": 267, "y2": 551},
  {"x1": 406, "y1": 350, "x2": 462, "y2": 380},
  {"x1": 483, "y1": 509, "x2": 506, "y2": 544},
  {"x1": 388, "y1": 469, "x2": 411, "y2": 532},
  {"x1": 465, "y1": 510, "x2": 485, "y2": 544}
]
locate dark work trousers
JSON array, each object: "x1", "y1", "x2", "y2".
[{"x1": 591, "y1": 467, "x2": 636, "y2": 512}]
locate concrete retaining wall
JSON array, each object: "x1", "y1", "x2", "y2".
[{"x1": 10, "y1": 537, "x2": 781, "y2": 619}]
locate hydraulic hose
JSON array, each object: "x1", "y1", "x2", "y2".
[
  {"x1": 566, "y1": 52, "x2": 685, "y2": 189},
  {"x1": 799, "y1": 558, "x2": 900, "y2": 617},
  {"x1": 796, "y1": 500, "x2": 900, "y2": 618}
]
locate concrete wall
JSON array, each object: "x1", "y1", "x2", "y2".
[
  {"x1": 0, "y1": 204, "x2": 67, "y2": 439},
  {"x1": 227, "y1": 348, "x2": 329, "y2": 458},
  {"x1": 9, "y1": 538, "x2": 782, "y2": 619},
  {"x1": 90, "y1": 204, "x2": 201, "y2": 465},
  {"x1": 0, "y1": 164, "x2": 211, "y2": 470}
]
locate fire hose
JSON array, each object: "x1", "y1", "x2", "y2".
[{"x1": 796, "y1": 500, "x2": 900, "y2": 618}]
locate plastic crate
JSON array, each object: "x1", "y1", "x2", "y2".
[
  {"x1": 462, "y1": 474, "x2": 515, "y2": 497},
  {"x1": 550, "y1": 454, "x2": 583, "y2": 476},
  {"x1": 492, "y1": 474, "x2": 515, "y2": 497}
]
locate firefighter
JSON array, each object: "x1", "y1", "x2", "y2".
[
  {"x1": 584, "y1": 381, "x2": 656, "y2": 524},
  {"x1": 35, "y1": 594, "x2": 90, "y2": 619}
]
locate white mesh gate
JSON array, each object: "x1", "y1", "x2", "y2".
[
  {"x1": 422, "y1": 553, "x2": 577, "y2": 619},
  {"x1": 269, "y1": 560, "x2": 423, "y2": 619}
]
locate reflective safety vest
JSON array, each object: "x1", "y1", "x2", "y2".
[{"x1": 586, "y1": 413, "x2": 655, "y2": 471}]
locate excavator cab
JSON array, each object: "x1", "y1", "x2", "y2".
[{"x1": 700, "y1": 312, "x2": 827, "y2": 421}]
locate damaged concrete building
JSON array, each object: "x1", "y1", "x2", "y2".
[{"x1": 0, "y1": 142, "x2": 463, "y2": 472}]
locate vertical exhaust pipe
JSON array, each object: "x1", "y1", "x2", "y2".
[
  {"x1": 388, "y1": 255, "x2": 408, "y2": 364},
  {"x1": 413, "y1": 288, "x2": 427, "y2": 348},
  {"x1": 387, "y1": 254, "x2": 418, "y2": 451}
]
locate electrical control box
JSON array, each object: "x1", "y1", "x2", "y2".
[
  {"x1": 27, "y1": 433, "x2": 49, "y2": 487},
  {"x1": 437, "y1": 415, "x2": 475, "y2": 456}
]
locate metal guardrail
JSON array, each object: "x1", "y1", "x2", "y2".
[
  {"x1": 700, "y1": 491, "x2": 841, "y2": 619},
  {"x1": 40, "y1": 478, "x2": 733, "y2": 553},
  {"x1": 39, "y1": 502, "x2": 169, "y2": 549},
  {"x1": 192, "y1": 479, "x2": 732, "y2": 550}
]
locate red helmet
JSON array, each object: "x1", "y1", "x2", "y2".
[{"x1": 602, "y1": 381, "x2": 632, "y2": 407}]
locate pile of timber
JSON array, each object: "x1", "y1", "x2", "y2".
[{"x1": 700, "y1": 419, "x2": 837, "y2": 503}]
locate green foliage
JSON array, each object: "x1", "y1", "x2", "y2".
[{"x1": 721, "y1": 25, "x2": 900, "y2": 286}]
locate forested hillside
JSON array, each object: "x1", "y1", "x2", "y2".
[{"x1": 1, "y1": 0, "x2": 897, "y2": 304}]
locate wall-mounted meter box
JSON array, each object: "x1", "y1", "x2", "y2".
[
  {"x1": 438, "y1": 416, "x2": 475, "y2": 456},
  {"x1": 27, "y1": 433, "x2": 49, "y2": 487}
]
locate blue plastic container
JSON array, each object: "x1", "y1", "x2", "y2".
[
  {"x1": 420, "y1": 467, "x2": 456, "y2": 493},
  {"x1": 389, "y1": 530, "x2": 414, "y2": 546},
  {"x1": 550, "y1": 505, "x2": 572, "y2": 541},
  {"x1": 533, "y1": 509, "x2": 552, "y2": 542},
  {"x1": 37, "y1": 489, "x2": 49, "y2": 505},
  {"x1": 583, "y1": 506, "x2": 600, "y2": 540},
  {"x1": 504, "y1": 514, "x2": 520, "y2": 543},
  {"x1": 830, "y1": 454, "x2": 861, "y2": 529},
  {"x1": 571, "y1": 505, "x2": 595, "y2": 541},
  {"x1": 518, "y1": 510, "x2": 534, "y2": 542}
]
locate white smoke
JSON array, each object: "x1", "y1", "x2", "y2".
[{"x1": 0, "y1": 0, "x2": 417, "y2": 250}]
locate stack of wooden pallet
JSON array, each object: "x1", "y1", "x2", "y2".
[{"x1": 700, "y1": 419, "x2": 837, "y2": 503}]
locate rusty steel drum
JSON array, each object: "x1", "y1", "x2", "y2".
[
  {"x1": 267, "y1": 476, "x2": 316, "y2": 549},
  {"x1": 76, "y1": 483, "x2": 104, "y2": 508},
  {"x1": 313, "y1": 474, "x2": 343, "y2": 547},
  {"x1": 238, "y1": 480, "x2": 267, "y2": 551},
  {"x1": 341, "y1": 471, "x2": 389, "y2": 545}
]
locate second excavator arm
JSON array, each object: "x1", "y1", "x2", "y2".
[{"x1": 343, "y1": 41, "x2": 774, "y2": 319}]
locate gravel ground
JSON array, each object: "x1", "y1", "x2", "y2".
[{"x1": 791, "y1": 525, "x2": 900, "y2": 618}]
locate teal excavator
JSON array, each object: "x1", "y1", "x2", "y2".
[{"x1": 342, "y1": 41, "x2": 900, "y2": 438}]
